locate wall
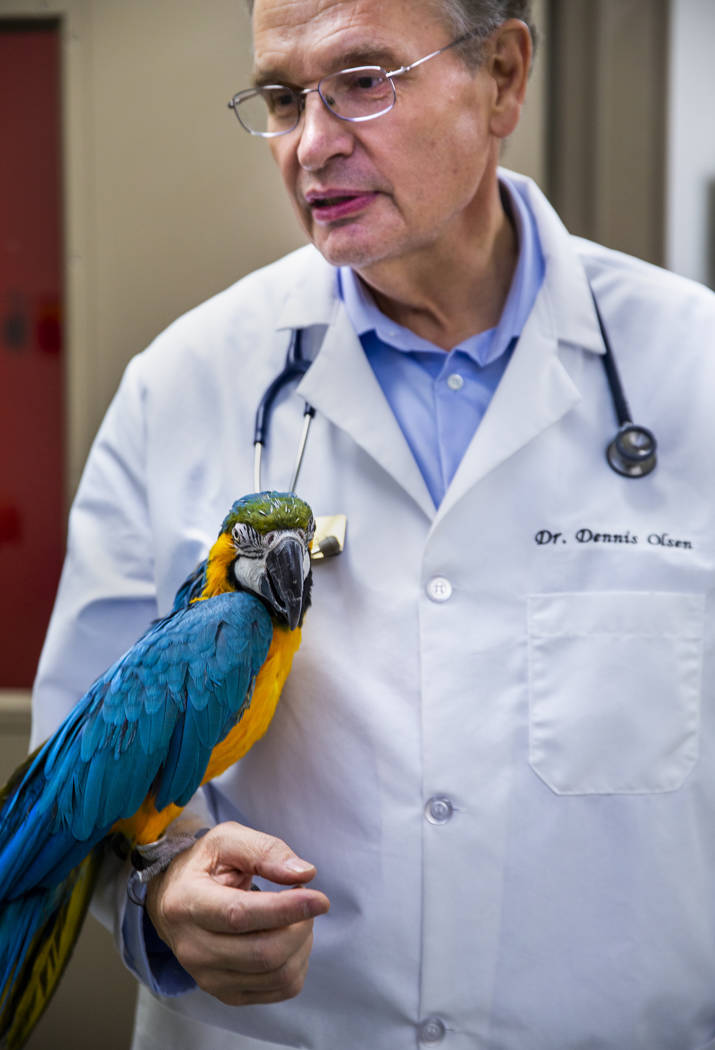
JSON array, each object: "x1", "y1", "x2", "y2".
[
  {"x1": 546, "y1": 0, "x2": 670, "y2": 267},
  {"x1": 666, "y1": 0, "x2": 715, "y2": 286},
  {"x1": 501, "y1": 0, "x2": 548, "y2": 190},
  {"x1": 0, "y1": 0, "x2": 307, "y2": 502}
]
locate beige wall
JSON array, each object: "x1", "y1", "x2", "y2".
[
  {"x1": 546, "y1": 0, "x2": 670, "y2": 267},
  {"x1": 503, "y1": 0, "x2": 547, "y2": 190},
  {"x1": 1, "y1": 0, "x2": 305, "y2": 499}
]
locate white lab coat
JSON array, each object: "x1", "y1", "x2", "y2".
[{"x1": 33, "y1": 171, "x2": 715, "y2": 1050}]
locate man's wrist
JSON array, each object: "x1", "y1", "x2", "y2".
[{"x1": 127, "y1": 828, "x2": 208, "y2": 906}]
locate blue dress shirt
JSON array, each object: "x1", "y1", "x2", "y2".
[{"x1": 339, "y1": 176, "x2": 545, "y2": 506}]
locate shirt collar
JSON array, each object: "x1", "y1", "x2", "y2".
[{"x1": 338, "y1": 173, "x2": 545, "y2": 366}]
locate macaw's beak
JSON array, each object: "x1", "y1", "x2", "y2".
[{"x1": 261, "y1": 536, "x2": 306, "y2": 630}]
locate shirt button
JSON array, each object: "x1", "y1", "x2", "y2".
[
  {"x1": 426, "y1": 576, "x2": 452, "y2": 602},
  {"x1": 425, "y1": 796, "x2": 454, "y2": 824},
  {"x1": 446, "y1": 372, "x2": 464, "y2": 391},
  {"x1": 419, "y1": 1017, "x2": 447, "y2": 1044}
]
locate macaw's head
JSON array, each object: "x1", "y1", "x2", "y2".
[{"x1": 206, "y1": 491, "x2": 315, "y2": 629}]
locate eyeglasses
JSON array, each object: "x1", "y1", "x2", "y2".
[{"x1": 228, "y1": 33, "x2": 475, "y2": 138}]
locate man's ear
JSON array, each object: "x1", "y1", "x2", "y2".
[{"x1": 486, "y1": 19, "x2": 532, "y2": 140}]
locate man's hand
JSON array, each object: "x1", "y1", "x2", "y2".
[{"x1": 144, "y1": 821, "x2": 330, "y2": 1005}]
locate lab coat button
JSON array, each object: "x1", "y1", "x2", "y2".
[
  {"x1": 446, "y1": 372, "x2": 464, "y2": 391},
  {"x1": 426, "y1": 576, "x2": 452, "y2": 602},
  {"x1": 425, "y1": 796, "x2": 454, "y2": 824},
  {"x1": 419, "y1": 1017, "x2": 446, "y2": 1043}
]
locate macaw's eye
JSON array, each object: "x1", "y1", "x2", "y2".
[{"x1": 231, "y1": 522, "x2": 263, "y2": 556}]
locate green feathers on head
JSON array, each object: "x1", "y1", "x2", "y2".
[{"x1": 220, "y1": 491, "x2": 315, "y2": 537}]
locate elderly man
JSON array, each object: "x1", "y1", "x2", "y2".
[{"x1": 33, "y1": 0, "x2": 715, "y2": 1047}]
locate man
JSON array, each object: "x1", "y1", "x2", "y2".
[{"x1": 33, "y1": 0, "x2": 715, "y2": 1047}]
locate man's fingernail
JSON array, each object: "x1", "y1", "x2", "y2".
[{"x1": 286, "y1": 858, "x2": 314, "y2": 873}]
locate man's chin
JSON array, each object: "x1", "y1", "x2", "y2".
[{"x1": 311, "y1": 225, "x2": 393, "y2": 271}]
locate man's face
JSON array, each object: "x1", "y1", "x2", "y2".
[{"x1": 252, "y1": 0, "x2": 501, "y2": 274}]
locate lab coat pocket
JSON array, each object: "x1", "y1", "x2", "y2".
[{"x1": 527, "y1": 591, "x2": 704, "y2": 794}]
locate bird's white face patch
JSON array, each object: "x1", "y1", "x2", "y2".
[
  {"x1": 231, "y1": 522, "x2": 264, "y2": 558},
  {"x1": 230, "y1": 525, "x2": 312, "y2": 593}
]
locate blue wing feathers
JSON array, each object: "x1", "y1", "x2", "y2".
[
  {"x1": 0, "y1": 591, "x2": 272, "y2": 899},
  {"x1": 170, "y1": 557, "x2": 208, "y2": 612},
  {"x1": 0, "y1": 495, "x2": 313, "y2": 1048}
]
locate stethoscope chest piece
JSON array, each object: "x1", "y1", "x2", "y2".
[{"x1": 606, "y1": 423, "x2": 657, "y2": 478}]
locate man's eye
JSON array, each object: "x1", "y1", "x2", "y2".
[
  {"x1": 341, "y1": 71, "x2": 387, "y2": 94},
  {"x1": 331, "y1": 69, "x2": 392, "y2": 111},
  {"x1": 354, "y1": 74, "x2": 382, "y2": 90},
  {"x1": 265, "y1": 88, "x2": 297, "y2": 114}
]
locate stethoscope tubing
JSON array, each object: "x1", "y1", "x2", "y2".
[
  {"x1": 591, "y1": 290, "x2": 658, "y2": 478},
  {"x1": 253, "y1": 329, "x2": 315, "y2": 492}
]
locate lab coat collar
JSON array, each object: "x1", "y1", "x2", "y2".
[
  {"x1": 275, "y1": 246, "x2": 339, "y2": 332},
  {"x1": 296, "y1": 303, "x2": 436, "y2": 519},
  {"x1": 505, "y1": 170, "x2": 605, "y2": 357},
  {"x1": 272, "y1": 174, "x2": 606, "y2": 520},
  {"x1": 433, "y1": 174, "x2": 605, "y2": 521},
  {"x1": 276, "y1": 247, "x2": 436, "y2": 518},
  {"x1": 433, "y1": 285, "x2": 582, "y2": 522}
]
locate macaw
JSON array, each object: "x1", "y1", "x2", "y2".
[{"x1": 0, "y1": 490, "x2": 315, "y2": 1050}]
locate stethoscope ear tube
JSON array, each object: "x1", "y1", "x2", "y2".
[
  {"x1": 253, "y1": 329, "x2": 314, "y2": 491},
  {"x1": 252, "y1": 328, "x2": 345, "y2": 559},
  {"x1": 592, "y1": 290, "x2": 657, "y2": 478}
]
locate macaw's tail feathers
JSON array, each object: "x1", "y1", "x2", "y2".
[{"x1": 0, "y1": 848, "x2": 101, "y2": 1050}]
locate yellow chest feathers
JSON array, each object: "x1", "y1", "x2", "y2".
[
  {"x1": 201, "y1": 623, "x2": 301, "y2": 780},
  {"x1": 120, "y1": 624, "x2": 300, "y2": 845}
]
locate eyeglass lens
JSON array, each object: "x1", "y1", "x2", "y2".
[{"x1": 236, "y1": 67, "x2": 396, "y2": 135}]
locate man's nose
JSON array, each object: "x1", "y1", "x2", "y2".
[{"x1": 296, "y1": 91, "x2": 354, "y2": 171}]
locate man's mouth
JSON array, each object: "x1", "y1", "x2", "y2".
[
  {"x1": 305, "y1": 191, "x2": 377, "y2": 223},
  {"x1": 311, "y1": 194, "x2": 355, "y2": 208}
]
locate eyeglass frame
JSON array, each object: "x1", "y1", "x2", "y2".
[{"x1": 227, "y1": 31, "x2": 478, "y2": 138}]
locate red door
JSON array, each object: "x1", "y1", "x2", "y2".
[{"x1": 0, "y1": 20, "x2": 64, "y2": 687}]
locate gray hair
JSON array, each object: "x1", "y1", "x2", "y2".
[
  {"x1": 244, "y1": 0, "x2": 537, "y2": 65},
  {"x1": 431, "y1": 0, "x2": 537, "y2": 64}
]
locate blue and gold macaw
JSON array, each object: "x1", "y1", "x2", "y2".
[{"x1": 0, "y1": 491, "x2": 315, "y2": 1050}]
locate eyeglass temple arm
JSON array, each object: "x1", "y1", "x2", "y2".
[{"x1": 386, "y1": 31, "x2": 476, "y2": 80}]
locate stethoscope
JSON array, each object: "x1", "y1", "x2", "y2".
[
  {"x1": 253, "y1": 330, "x2": 314, "y2": 494},
  {"x1": 253, "y1": 329, "x2": 346, "y2": 560},
  {"x1": 253, "y1": 290, "x2": 658, "y2": 534},
  {"x1": 591, "y1": 290, "x2": 658, "y2": 478}
]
